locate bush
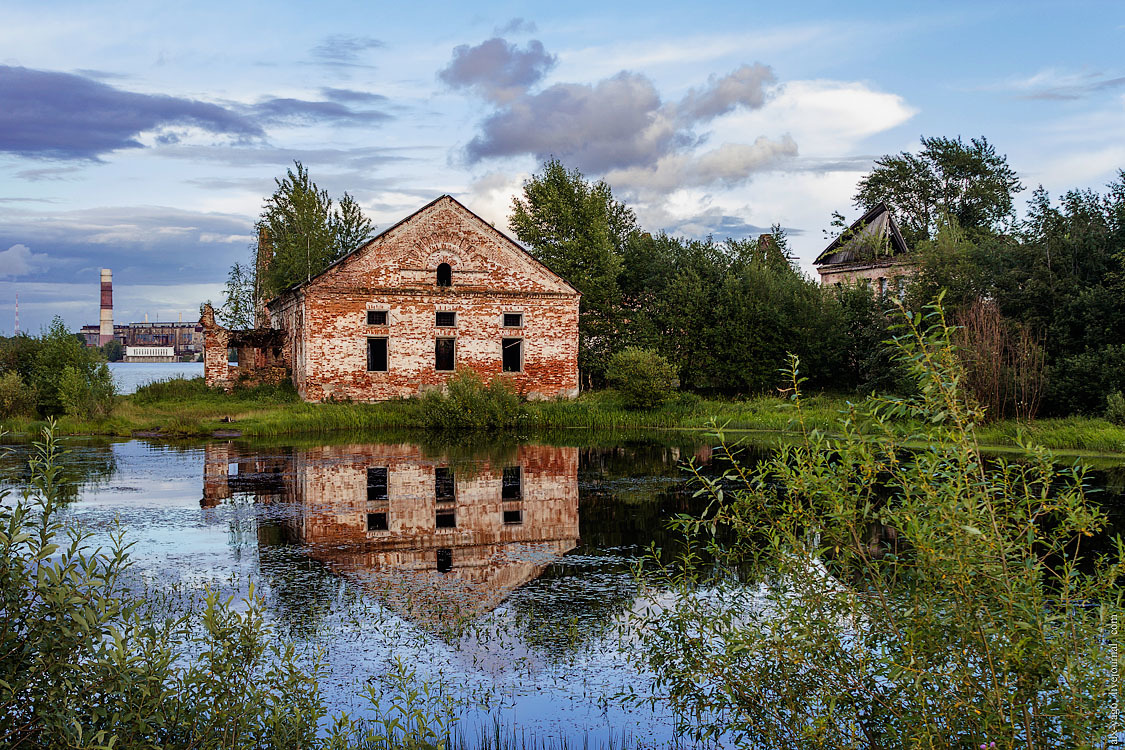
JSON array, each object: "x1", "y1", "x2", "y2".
[
  {"x1": 57, "y1": 362, "x2": 116, "y2": 419},
  {"x1": 606, "y1": 347, "x2": 678, "y2": 409},
  {"x1": 418, "y1": 370, "x2": 526, "y2": 430},
  {"x1": 1107, "y1": 390, "x2": 1125, "y2": 426},
  {"x1": 0, "y1": 371, "x2": 37, "y2": 418},
  {"x1": 133, "y1": 376, "x2": 213, "y2": 404},
  {"x1": 32, "y1": 317, "x2": 109, "y2": 416},
  {"x1": 632, "y1": 303, "x2": 1123, "y2": 747}
]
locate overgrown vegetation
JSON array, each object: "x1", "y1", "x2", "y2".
[
  {"x1": 631, "y1": 303, "x2": 1125, "y2": 747},
  {"x1": 605, "y1": 347, "x2": 678, "y2": 410},
  {"x1": 418, "y1": 370, "x2": 527, "y2": 430},
  {"x1": 0, "y1": 317, "x2": 116, "y2": 420}
]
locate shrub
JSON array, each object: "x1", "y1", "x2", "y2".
[
  {"x1": 606, "y1": 347, "x2": 678, "y2": 409},
  {"x1": 0, "y1": 371, "x2": 37, "y2": 418},
  {"x1": 418, "y1": 370, "x2": 526, "y2": 430},
  {"x1": 57, "y1": 362, "x2": 116, "y2": 419},
  {"x1": 133, "y1": 376, "x2": 213, "y2": 404},
  {"x1": 631, "y1": 303, "x2": 1123, "y2": 747},
  {"x1": 32, "y1": 316, "x2": 108, "y2": 416},
  {"x1": 1107, "y1": 390, "x2": 1125, "y2": 426}
]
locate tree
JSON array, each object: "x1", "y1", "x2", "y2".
[
  {"x1": 855, "y1": 136, "x2": 1023, "y2": 245},
  {"x1": 32, "y1": 317, "x2": 109, "y2": 416},
  {"x1": 254, "y1": 162, "x2": 375, "y2": 301},
  {"x1": 100, "y1": 338, "x2": 124, "y2": 362},
  {"x1": 510, "y1": 158, "x2": 637, "y2": 386},
  {"x1": 219, "y1": 261, "x2": 257, "y2": 329}
]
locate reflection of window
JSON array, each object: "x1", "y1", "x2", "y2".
[
  {"x1": 435, "y1": 338, "x2": 455, "y2": 371},
  {"x1": 437, "y1": 263, "x2": 452, "y2": 287},
  {"x1": 503, "y1": 312, "x2": 523, "y2": 328},
  {"x1": 502, "y1": 338, "x2": 522, "y2": 373},
  {"x1": 502, "y1": 466, "x2": 521, "y2": 499},
  {"x1": 436, "y1": 311, "x2": 456, "y2": 327},
  {"x1": 367, "y1": 338, "x2": 388, "y2": 372},
  {"x1": 503, "y1": 509, "x2": 523, "y2": 525},
  {"x1": 366, "y1": 310, "x2": 387, "y2": 326},
  {"x1": 367, "y1": 467, "x2": 388, "y2": 501},
  {"x1": 436, "y1": 509, "x2": 456, "y2": 528},
  {"x1": 435, "y1": 467, "x2": 455, "y2": 501},
  {"x1": 367, "y1": 512, "x2": 388, "y2": 531},
  {"x1": 436, "y1": 548, "x2": 452, "y2": 572}
]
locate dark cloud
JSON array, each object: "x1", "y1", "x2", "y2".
[
  {"x1": 15, "y1": 166, "x2": 85, "y2": 181},
  {"x1": 450, "y1": 38, "x2": 782, "y2": 179},
  {"x1": 494, "y1": 18, "x2": 537, "y2": 35},
  {"x1": 248, "y1": 96, "x2": 391, "y2": 126},
  {"x1": 0, "y1": 66, "x2": 262, "y2": 160},
  {"x1": 310, "y1": 34, "x2": 384, "y2": 65},
  {"x1": 319, "y1": 87, "x2": 389, "y2": 104},
  {"x1": 1017, "y1": 73, "x2": 1125, "y2": 100},
  {"x1": 438, "y1": 38, "x2": 556, "y2": 103}
]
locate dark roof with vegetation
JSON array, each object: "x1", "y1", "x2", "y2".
[{"x1": 814, "y1": 203, "x2": 910, "y2": 266}]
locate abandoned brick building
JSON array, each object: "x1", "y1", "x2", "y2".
[
  {"x1": 814, "y1": 202, "x2": 914, "y2": 295},
  {"x1": 202, "y1": 195, "x2": 581, "y2": 401}
]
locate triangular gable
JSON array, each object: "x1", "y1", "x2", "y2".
[
  {"x1": 267, "y1": 195, "x2": 579, "y2": 305},
  {"x1": 814, "y1": 203, "x2": 910, "y2": 266}
]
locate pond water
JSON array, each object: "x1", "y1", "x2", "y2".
[
  {"x1": 108, "y1": 361, "x2": 204, "y2": 394},
  {"x1": 4, "y1": 431, "x2": 1124, "y2": 745}
]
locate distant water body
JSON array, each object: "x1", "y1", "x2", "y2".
[{"x1": 108, "y1": 361, "x2": 204, "y2": 394}]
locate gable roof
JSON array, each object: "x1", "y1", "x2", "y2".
[
  {"x1": 266, "y1": 194, "x2": 579, "y2": 306},
  {"x1": 814, "y1": 202, "x2": 910, "y2": 266}
]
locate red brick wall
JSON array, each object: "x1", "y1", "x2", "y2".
[{"x1": 269, "y1": 197, "x2": 580, "y2": 402}]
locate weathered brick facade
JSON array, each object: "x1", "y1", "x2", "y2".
[{"x1": 208, "y1": 195, "x2": 580, "y2": 401}]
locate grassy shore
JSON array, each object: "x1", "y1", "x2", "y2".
[{"x1": 4, "y1": 377, "x2": 1124, "y2": 458}]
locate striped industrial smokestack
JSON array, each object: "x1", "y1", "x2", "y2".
[{"x1": 99, "y1": 269, "x2": 113, "y2": 345}]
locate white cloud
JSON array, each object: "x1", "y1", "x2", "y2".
[
  {"x1": 0, "y1": 243, "x2": 48, "y2": 277},
  {"x1": 605, "y1": 136, "x2": 798, "y2": 194}
]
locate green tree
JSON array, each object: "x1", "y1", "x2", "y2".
[
  {"x1": 32, "y1": 317, "x2": 108, "y2": 416},
  {"x1": 855, "y1": 135, "x2": 1023, "y2": 245},
  {"x1": 606, "y1": 347, "x2": 678, "y2": 409},
  {"x1": 101, "y1": 338, "x2": 124, "y2": 362},
  {"x1": 219, "y1": 261, "x2": 257, "y2": 329},
  {"x1": 254, "y1": 162, "x2": 375, "y2": 301},
  {"x1": 510, "y1": 158, "x2": 636, "y2": 386}
]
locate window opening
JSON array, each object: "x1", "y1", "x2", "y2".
[
  {"x1": 435, "y1": 338, "x2": 455, "y2": 371},
  {"x1": 502, "y1": 338, "x2": 522, "y2": 373},
  {"x1": 436, "y1": 311, "x2": 456, "y2": 327},
  {"x1": 435, "y1": 467, "x2": 455, "y2": 501},
  {"x1": 437, "y1": 263, "x2": 452, "y2": 287},
  {"x1": 367, "y1": 467, "x2": 388, "y2": 501},
  {"x1": 503, "y1": 509, "x2": 523, "y2": 525},
  {"x1": 502, "y1": 466, "x2": 522, "y2": 500},
  {"x1": 366, "y1": 310, "x2": 387, "y2": 326},
  {"x1": 367, "y1": 512, "x2": 388, "y2": 532},
  {"x1": 436, "y1": 548, "x2": 452, "y2": 572},
  {"x1": 435, "y1": 509, "x2": 456, "y2": 529},
  {"x1": 367, "y1": 338, "x2": 388, "y2": 372},
  {"x1": 503, "y1": 313, "x2": 523, "y2": 328}
]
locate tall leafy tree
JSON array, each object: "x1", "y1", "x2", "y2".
[
  {"x1": 510, "y1": 158, "x2": 637, "y2": 385},
  {"x1": 219, "y1": 261, "x2": 256, "y2": 329},
  {"x1": 254, "y1": 162, "x2": 375, "y2": 300},
  {"x1": 855, "y1": 135, "x2": 1023, "y2": 245}
]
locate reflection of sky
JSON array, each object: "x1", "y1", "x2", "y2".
[{"x1": 49, "y1": 437, "x2": 699, "y2": 745}]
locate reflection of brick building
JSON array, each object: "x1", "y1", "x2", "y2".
[
  {"x1": 202, "y1": 196, "x2": 580, "y2": 400},
  {"x1": 201, "y1": 442, "x2": 580, "y2": 621}
]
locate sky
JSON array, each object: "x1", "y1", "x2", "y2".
[{"x1": 1, "y1": 0, "x2": 1123, "y2": 334}]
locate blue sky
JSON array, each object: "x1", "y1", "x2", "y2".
[{"x1": 1, "y1": 0, "x2": 1123, "y2": 334}]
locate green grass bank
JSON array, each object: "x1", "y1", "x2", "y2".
[{"x1": 5, "y1": 376, "x2": 1125, "y2": 458}]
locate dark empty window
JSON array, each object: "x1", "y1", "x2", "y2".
[
  {"x1": 503, "y1": 509, "x2": 523, "y2": 525},
  {"x1": 437, "y1": 263, "x2": 452, "y2": 287},
  {"x1": 436, "y1": 311, "x2": 456, "y2": 327},
  {"x1": 436, "y1": 548, "x2": 452, "y2": 572},
  {"x1": 502, "y1": 338, "x2": 522, "y2": 373},
  {"x1": 503, "y1": 313, "x2": 523, "y2": 328},
  {"x1": 366, "y1": 310, "x2": 387, "y2": 326},
  {"x1": 436, "y1": 509, "x2": 456, "y2": 529},
  {"x1": 367, "y1": 467, "x2": 388, "y2": 501},
  {"x1": 502, "y1": 466, "x2": 521, "y2": 500},
  {"x1": 435, "y1": 338, "x2": 455, "y2": 371},
  {"x1": 367, "y1": 338, "x2": 388, "y2": 372},
  {"x1": 435, "y1": 467, "x2": 455, "y2": 501},
  {"x1": 367, "y1": 512, "x2": 388, "y2": 531}
]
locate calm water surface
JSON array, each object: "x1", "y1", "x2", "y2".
[
  {"x1": 5, "y1": 432, "x2": 1123, "y2": 744},
  {"x1": 108, "y1": 361, "x2": 204, "y2": 394}
]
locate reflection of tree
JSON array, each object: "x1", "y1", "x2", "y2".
[{"x1": 0, "y1": 437, "x2": 117, "y2": 504}]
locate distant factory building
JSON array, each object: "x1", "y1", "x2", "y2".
[
  {"x1": 124, "y1": 346, "x2": 176, "y2": 363},
  {"x1": 78, "y1": 268, "x2": 203, "y2": 358}
]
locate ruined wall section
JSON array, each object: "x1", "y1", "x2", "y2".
[{"x1": 272, "y1": 197, "x2": 580, "y2": 402}]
